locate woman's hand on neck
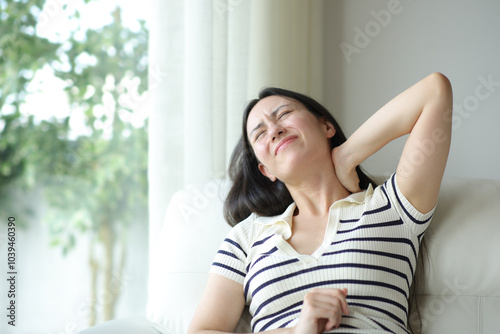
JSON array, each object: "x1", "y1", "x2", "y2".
[{"x1": 332, "y1": 144, "x2": 362, "y2": 194}]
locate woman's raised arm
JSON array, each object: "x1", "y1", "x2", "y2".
[{"x1": 333, "y1": 72, "x2": 453, "y2": 213}]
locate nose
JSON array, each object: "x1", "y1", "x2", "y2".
[{"x1": 270, "y1": 125, "x2": 285, "y2": 141}]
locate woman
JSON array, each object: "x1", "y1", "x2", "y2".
[{"x1": 188, "y1": 72, "x2": 452, "y2": 333}]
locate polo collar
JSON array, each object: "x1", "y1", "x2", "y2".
[{"x1": 254, "y1": 184, "x2": 374, "y2": 228}]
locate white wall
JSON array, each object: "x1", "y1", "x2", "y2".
[{"x1": 324, "y1": 0, "x2": 500, "y2": 180}]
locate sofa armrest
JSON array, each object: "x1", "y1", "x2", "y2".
[{"x1": 146, "y1": 179, "x2": 251, "y2": 333}]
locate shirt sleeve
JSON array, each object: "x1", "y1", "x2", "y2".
[
  {"x1": 383, "y1": 173, "x2": 436, "y2": 236},
  {"x1": 209, "y1": 217, "x2": 253, "y2": 285}
]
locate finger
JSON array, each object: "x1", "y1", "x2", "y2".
[
  {"x1": 302, "y1": 302, "x2": 344, "y2": 331},
  {"x1": 308, "y1": 288, "x2": 349, "y2": 314},
  {"x1": 309, "y1": 295, "x2": 349, "y2": 322},
  {"x1": 317, "y1": 308, "x2": 342, "y2": 332},
  {"x1": 307, "y1": 288, "x2": 350, "y2": 316},
  {"x1": 325, "y1": 289, "x2": 350, "y2": 315},
  {"x1": 317, "y1": 318, "x2": 328, "y2": 332},
  {"x1": 320, "y1": 289, "x2": 349, "y2": 316},
  {"x1": 340, "y1": 295, "x2": 349, "y2": 315},
  {"x1": 345, "y1": 180, "x2": 361, "y2": 193},
  {"x1": 339, "y1": 288, "x2": 349, "y2": 315},
  {"x1": 324, "y1": 306, "x2": 344, "y2": 331}
]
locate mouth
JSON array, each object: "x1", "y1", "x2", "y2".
[{"x1": 275, "y1": 136, "x2": 298, "y2": 156}]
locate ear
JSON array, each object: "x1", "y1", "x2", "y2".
[
  {"x1": 322, "y1": 118, "x2": 336, "y2": 139},
  {"x1": 258, "y1": 163, "x2": 277, "y2": 182}
]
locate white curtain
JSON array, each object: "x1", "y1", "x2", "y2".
[{"x1": 148, "y1": 0, "x2": 325, "y2": 249}]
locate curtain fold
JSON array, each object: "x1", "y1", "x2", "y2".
[
  {"x1": 248, "y1": 0, "x2": 324, "y2": 101},
  {"x1": 148, "y1": 0, "x2": 325, "y2": 249},
  {"x1": 183, "y1": 0, "x2": 214, "y2": 184}
]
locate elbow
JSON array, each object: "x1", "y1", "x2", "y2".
[
  {"x1": 429, "y1": 72, "x2": 453, "y2": 101},
  {"x1": 426, "y1": 72, "x2": 453, "y2": 119}
]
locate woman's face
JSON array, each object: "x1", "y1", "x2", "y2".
[{"x1": 246, "y1": 95, "x2": 336, "y2": 182}]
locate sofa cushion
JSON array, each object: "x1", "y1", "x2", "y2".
[{"x1": 413, "y1": 177, "x2": 500, "y2": 333}]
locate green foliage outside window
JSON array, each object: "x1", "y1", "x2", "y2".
[{"x1": 1, "y1": 0, "x2": 149, "y2": 325}]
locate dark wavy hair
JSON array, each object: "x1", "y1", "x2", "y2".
[{"x1": 223, "y1": 87, "x2": 377, "y2": 227}]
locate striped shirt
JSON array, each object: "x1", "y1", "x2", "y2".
[{"x1": 210, "y1": 174, "x2": 434, "y2": 333}]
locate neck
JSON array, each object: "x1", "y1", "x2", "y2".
[{"x1": 285, "y1": 165, "x2": 351, "y2": 218}]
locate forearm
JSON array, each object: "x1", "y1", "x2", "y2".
[
  {"x1": 188, "y1": 275, "x2": 296, "y2": 334},
  {"x1": 338, "y1": 72, "x2": 451, "y2": 170}
]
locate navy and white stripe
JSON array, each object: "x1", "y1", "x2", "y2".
[{"x1": 209, "y1": 174, "x2": 434, "y2": 333}]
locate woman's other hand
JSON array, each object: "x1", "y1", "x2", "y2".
[
  {"x1": 332, "y1": 146, "x2": 361, "y2": 193},
  {"x1": 293, "y1": 288, "x2": 349, "y2": 334}
]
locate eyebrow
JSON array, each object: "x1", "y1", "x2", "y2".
[{"x1": 249, "y1": 104, "x2": 291, "y2": 138}]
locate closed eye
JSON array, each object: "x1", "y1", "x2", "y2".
[
  {"x1": 278, "y1": 110, "x2": 292, "y2": 120},
  {"x1": 255, "y1": 130, "x2": 266, "y2": 141}
]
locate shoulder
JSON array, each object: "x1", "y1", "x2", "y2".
[
  {"x1": 375, "y1": 173, "x2": 435, "y2": 228},
  {"x1": 225, "y1": 212, "x2": 271, "y2": 248},
  {"x1": 224, "y1": 214, "x2": 258, "y2": 249},
  {"x1": 228, "y1": 203, "x2": 295, "y2": 248}
]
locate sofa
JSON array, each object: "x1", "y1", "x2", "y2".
[{"x1": 82, "y1": 175, "x2": 500, "y2": 333}]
